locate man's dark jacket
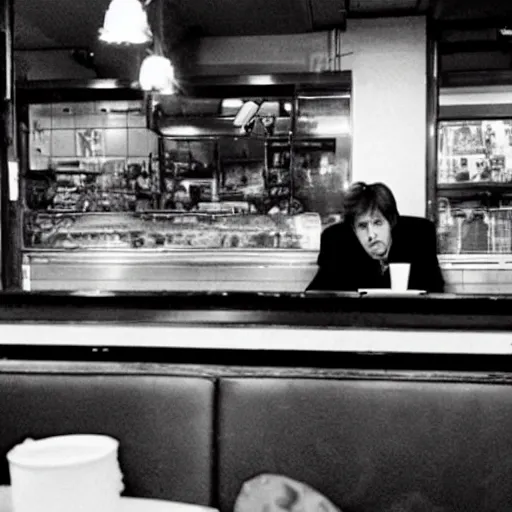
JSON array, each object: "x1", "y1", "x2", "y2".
[{"x1": 306, "y1": 216, "x2": 445, "y2": 292}]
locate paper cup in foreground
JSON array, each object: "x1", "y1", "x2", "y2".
[
  {"x1": 389, "y1": 262, "x2": 410, "y2": 291},
  {"x1": 7, "y1": 434, "x2": 123, "y2": 512}
]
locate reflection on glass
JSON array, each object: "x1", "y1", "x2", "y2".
[
  {"x1": 24, "y1": 211, "x2": 321, "y2": 251},
  {"x1": 24, "y1": 92, "x2": 352, "y2": 254},
  {"x1": 296, "y1": 94, "x2": 351, "y2": 137},
  {"x1": 437, "y1": 119, "x2": 512, "y2": 254}
]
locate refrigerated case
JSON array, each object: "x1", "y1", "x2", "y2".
[
  {"x1": 437, "y1": 118, "x2": 512, "y2": 254},
  {"x1": 436, "y1": 87, "x2": 512, "y2": 293},
  {"x1": 19, "y1": 74, "x2": 351, "y2": 292}
]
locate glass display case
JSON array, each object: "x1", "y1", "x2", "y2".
[
  {"x1": 24, "y1": 99, "x2": 158, "y2": 250},
  {"x1": 437, "y1": 119, "x2": 512, "y2": 255},
  {"x1": 19, "y1": 74, "x2": 351, "y2": 292},
  {"x1": 24, "y1": 211, "x2": 319, "y2": 251}
]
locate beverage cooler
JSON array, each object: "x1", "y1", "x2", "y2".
[
  {"x1": 17, "y1": 74, "x2": 351, "y2": 292},
  {"x1": 436, "y1": 88, "x2": 512, "y2": 294}
]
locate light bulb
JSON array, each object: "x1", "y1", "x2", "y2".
[
  {"x1": 99, "y1": 0, "x2": 152, "y2": 45},
  {"x1": 139, "y1": 55, "x2": 175, "y2": 93}
]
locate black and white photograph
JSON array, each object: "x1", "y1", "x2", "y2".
[{"x1": 3, "y1": 1, "x2": 512, "y2": 512}]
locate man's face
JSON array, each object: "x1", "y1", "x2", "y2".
[{"x1": 353, "y1": 208, "x2": 392, "y2": 260}]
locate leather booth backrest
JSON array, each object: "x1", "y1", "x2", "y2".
[
  {"x1": 0, "y1": 369, "x2": 214, "y2": 505},
  {"x1": 218, "y1": 377, "x2": 512, "y2": 512}
]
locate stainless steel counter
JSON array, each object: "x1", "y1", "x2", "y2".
[{"x1": 23, "y1": 250, "x2": 318, "y2": 292}]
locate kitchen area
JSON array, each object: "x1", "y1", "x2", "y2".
[
  {"x1": 18, "y1": 72, "x2": 349, "y2": 291},
  {"x1": 10, "y1": 1, "x2": 427, "y2": 293}
]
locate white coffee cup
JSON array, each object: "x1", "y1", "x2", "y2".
[
  {"x1": 389, "y1": 262, "x2": 410, "y2": 291},
  {"x1": 7, "y1": 434, "x2": 123, "y2": 512}
]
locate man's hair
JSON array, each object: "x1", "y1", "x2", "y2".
[{"x1": 343, "y1": 181, "x2": 399, "y2": 228}]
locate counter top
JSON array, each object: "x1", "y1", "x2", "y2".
[
  {"x1": 0, "y1": 290, "x2": 509, "y2": 331},
  {"x1": 0, "y1": 291, "x2": 511, "y2": 365}
]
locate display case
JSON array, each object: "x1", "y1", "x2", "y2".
[
  {"x1": 437, "y1": 119, "x2": 512, "y2": 255},
  {"x1": 435, "y1": 86, "x2": 512, "y2": 293},
  {"x1": 19, "y1": 74, "x2": 351, "y2": 292},
  {"x1": 24, "y1": 211, "x2": 319, "y2": 251}
]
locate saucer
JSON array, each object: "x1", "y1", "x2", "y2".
[
  {"x1": 358, "y1": 288, "x2": 427, "y2": 297},
  {"x1": 0, "y1": 486, "x2": 218, "y2": 512}
]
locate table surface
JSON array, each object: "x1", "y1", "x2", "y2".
[{"x1": 0, "y1": 486, "x2": 218, "y2": 512}]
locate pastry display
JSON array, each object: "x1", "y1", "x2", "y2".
[
  {"x1": 24, "y1": 212, "x2": 321, "y2": 251},
  {"x1": 24, "y1": 100, "x2": 341, "y2": 255}
]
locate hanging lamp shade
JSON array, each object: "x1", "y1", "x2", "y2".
[
  {"x1": 139, "y1": 54, "x2": 175, "y2": 94},
  {"x1": 99, "y1": 0, "x2": 152, "y2": 45}
]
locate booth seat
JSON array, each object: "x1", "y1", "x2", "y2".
[
  {"x1": 218, "y1": 377, "x2": 512, "y2": 512},
  {"x1": 1, "y1": 362, "x2": 512, "y2": 512},
  {"x1": 0, "y1": 364, "x2": 214, "y2": 505}
]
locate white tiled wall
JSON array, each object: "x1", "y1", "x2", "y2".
[
  {"x1": 51, "y1": 130, "x2": 76, "y2": 157},
  {"x1": 104, "y1": 129, "x2": 128, "y2": 156},
  {"x1": 441, "y1": 266, "x2": 512, "y2": 294},
  {"x1": 29, "y1": 100, "x2": 158, "y2": 168}
]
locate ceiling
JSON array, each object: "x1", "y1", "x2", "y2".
[
  {"x1": 13, "y1": 0, "x2": 427, "y2": 53},
  {"x1": 13, "y1": 0, "x2": 512, "y2": 79}
]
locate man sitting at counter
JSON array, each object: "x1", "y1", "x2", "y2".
[{"x1": 306, "y1": 181, "x2": 445, "y2": 293}]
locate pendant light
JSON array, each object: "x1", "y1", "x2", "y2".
[
  {"x1": 99, "y1": 0, "x2": 153, "y2": 45},
  {"x1": 139, "y1": 53, "x2": 175, "y2": 94},
  {"x1": 138, "y1": 7, "x2": 175, "y2": 96}
]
